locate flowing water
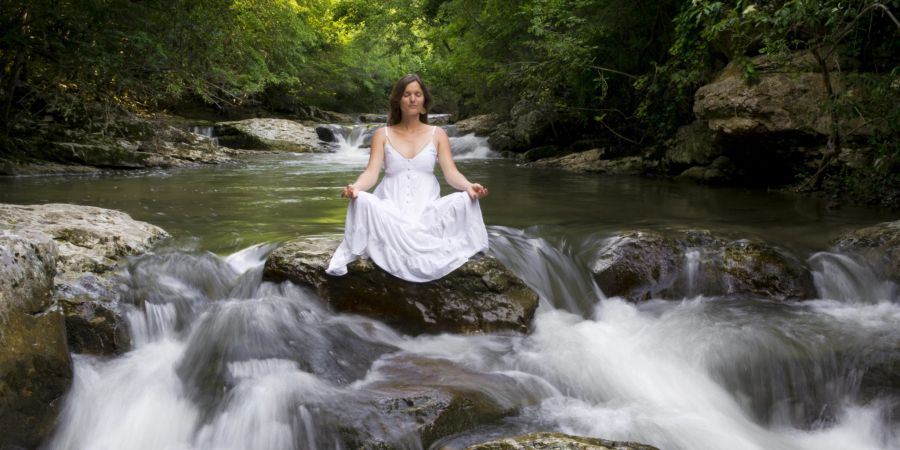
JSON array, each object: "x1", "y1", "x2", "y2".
[{"x1": 1, "y1": 125, "x2": 898, "y2": 449}]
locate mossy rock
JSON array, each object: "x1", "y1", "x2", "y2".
[
  {"x1": 465, "y1": 432, "x2": 660, "y2": 450},
  {"x1": 60, "y1": 294, "x2": 131, "y2": 355},
  {"x1": 263, "y1": 236, "x2": 539, "y2": 335},
  {"x1": 589, "y1": 230, "x2": 816, "y2": 301},
  {"x1": 0, "y1": 233, "x2": 72, "y2": 449},
  {"x1": 832, "y1": 220, "x2": 900, "y2": 282}
]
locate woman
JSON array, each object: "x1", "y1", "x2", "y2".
[{"x1": 325, "y1": 74, "x2": 489, "y2": 282}]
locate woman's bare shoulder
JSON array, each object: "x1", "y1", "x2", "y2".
[{"x1": 372, "y1": 126, "x2": 387, "y2": 141}]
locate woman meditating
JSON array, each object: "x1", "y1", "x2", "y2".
[{"x1": 326, "y1": 74, "x2": 489, "y2": 282}]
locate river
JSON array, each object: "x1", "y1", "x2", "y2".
[{"x1": 1, "y1": 128, "x2": 898, "y2": 449}]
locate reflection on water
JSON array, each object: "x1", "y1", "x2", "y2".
[{"x1": 0, "y1": 154, "x2": 892, "y2": 254}]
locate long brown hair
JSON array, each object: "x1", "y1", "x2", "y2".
[{"x1": 387, "y1": 74, "x2": 431, "y2": 126}]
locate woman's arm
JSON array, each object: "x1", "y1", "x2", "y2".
[
  {"x1": 341, "y1": 127, "x2": 385, "y2": 199},
  {"x1": 435, "y1": 127, "x2": 488, "y2": 199}
]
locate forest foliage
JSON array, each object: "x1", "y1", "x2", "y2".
[{"x1": 1, "y1": 0, "x2": 897, "y2": 151}]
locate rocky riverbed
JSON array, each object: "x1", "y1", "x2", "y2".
[
  {"x1": 2, "y1": 201, "x2": 899, "y2": 449},
  {"x1": 0, "y1": 203, "x2": 167, "y2": 448}
]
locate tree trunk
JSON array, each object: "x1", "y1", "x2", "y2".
[
  {"x1": 798, "y1": 48, "x2": 841, "y2": 192},
  {"x1": 1, "y1": 7, "x2": 31, "y2": 142}
]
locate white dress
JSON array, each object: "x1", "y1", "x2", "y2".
[{"x1": 326, "y1": 125, "x2": 489, "y2": 282}]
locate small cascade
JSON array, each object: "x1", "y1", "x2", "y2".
[
  {"x1": 331, "y1": 124, "x2": 371, "y2": 154},
  {"x1": 126, "y1": 302, "x2": 178, "y2": 347},
  {"x1": 684, "y1": 249, "x2": 701, "y2": 297},
  {"x1": 317, "y1": 121, "x2": 497, "y2": 162},
  {"x1": 190, "y1": 126, "x2": 219, "y2": 145},
  {"x1": 808, "y1": 252, "x2": 898, "y2": 303},
  {"x1": 488, "y1": 226, "x2": 603, "y2": 314},
  {"x1": 449, "y1": 133, "x2": 499, "y2": 159}
]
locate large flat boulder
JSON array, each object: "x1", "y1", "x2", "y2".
[
  {"x1": 1, "y1": 203, "x2": 169, "y2": 276},
  {"x1": 0, "y1": 231, "x2": 71, "y2": 449},
  {"x1": 217, "y1": 118, "x2": 322, "y2": 152},
  {"x1": 263, "y1": 236, "x2": 539, "y2": 335},
  {"x1": 1, "y1": 203, "x2": 169, "y2": 355},
  {"x1": 589, "y1": 230, "x2": 816, "y2": 301},
  {"x1": 465, "y1": 432, "x2": 659, "y2": 450}
]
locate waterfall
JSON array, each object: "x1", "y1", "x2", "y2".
[
  {"x1": 684, "y1": 249, "x2": 701, "y2": 298},
  {"x1": 488, "y1": 226, "x2": 604, "y2": 314},
  {"x1": 808, "y1": 252, "x2": 898, "y2": 304},
  {"x1": 324, "y1": 123, "x2": 498, "y2": 160},
  {"x1": 45, "y1": 233, "x2": 900, "y2": 450},
  {"x1": 449, "y1": 133, "x2": 499, "y2": 159},
  {"x1": 190, "y1": 126, "x2": 219, "y2": 145},
  {"x1": 331, "y1": 124, "x2": 371, "y2": 155}
]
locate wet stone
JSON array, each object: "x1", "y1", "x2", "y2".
[
  {"x1": 588, "y1": 229, "x2": 817, "y2": 301},
  {"x1": 465, "y1": 432, "x2": 660, "y2": 450},
  {"x1": 263, "y1": 236, "x2": 539, "y2": 335}
]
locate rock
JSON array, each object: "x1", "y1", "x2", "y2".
[
  {"x1": 352, "y1": 356, "x2": 527, "y2": 448},
  {"x1": 0, "y1": 204, "x2": 169, "y2": 276},
  {"x1": 216, "y1": 118, "x2": 322, "y2": 152},
  {"x1": 60, "y1": 294, "x2": 131, "y2": 355},
  {"x1": 528, "y1": 148, "x2": 651, "y2": 175},
  {"x1": 521, "y1": 145, "x2": 572, "y2": 163},
  {"x1": 667, "y1": 120, "x2": 721, "y2": 166},
  {"x1": 588, "y1": 231, "x2": 684, "y2": 300},
  {"x1": 429, "y1": 113, "x2": 452, "y2": 125},
  {"x1": 455, "y1": 114, "x2": 503, "y2": 136},
  {"x1": 26, "y1": 114, "x2": 231, "y2": 174},
  {"x1": 719, "y1": 239, "x2": 816, "y2": 299},
  {"x1": 360, "y1": 114, "x2": 388, "y2": 123},
  {"x1": 678, "y1": 165, "x2": 729, "y2": 184},
  {"x1": 680, "y1": 156, "x2": 737, "y2": 184},
  {"x1": 695, "y1": 71, "x2": 830, "y2": 136},
  {"x1": 678, "y1": 165, "x2": 724, "y2": 183},
  {"x1": 832, "y1": 220, "x2": 900, "y2": 282},
  {"x1": 0, "y1": 232, "x2": 72, "y2": 450},
  {"x1": 0, "y1": 159, "x2": 102, "y2": 176},
  {"x1": 0, "y1": 204, "x2": 168, "y2": 447},
  {"x1": 860, "y1": 345, "x2": 900, "y2": 402},
  {"x1": 303, "y1": 106, "x2": 355, "y2": 124},
  {"x1": 262, "y1": 236, "x2": 539, "y2": 335},
  {"x1": 465, "y1": 432, "x2": 659, "y2": 450},
  {"x1": 693, "y1": 53, "x2": 871, "y2": 138},
  {"x1": 488, "y1": 100, "x2": 556, "y2": 152},
  {"x1": 315, "y1": 125, "x2": 338, "y2": 142},
  {"x1": 589, "y1": 230, "x2": 816, "y2": 301},
  {"x1": 1, "y1": 203, "x2": 169, "y2": 356}
]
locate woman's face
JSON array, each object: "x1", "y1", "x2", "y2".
[{"x1": 400, "y1": 81, "x2": 425, "y2": 116}]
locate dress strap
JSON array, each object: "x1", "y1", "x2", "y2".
[{"x1": 384, "y1": 126, "x2": 394, "y2": 150}]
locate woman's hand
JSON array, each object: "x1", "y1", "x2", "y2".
[
  {"x1": 341, "y1": 184, "x2": 359, "y2": 199},
  {"x1": 466, "y1": 183, "x2": 488, "y2": 200}
]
